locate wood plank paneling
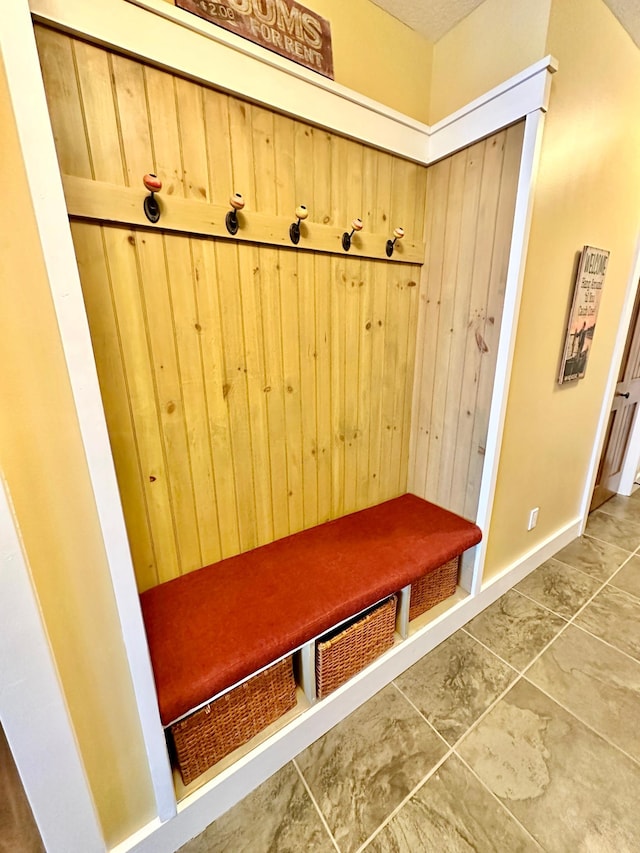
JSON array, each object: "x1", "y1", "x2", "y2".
[
  {"x1": 409, "y1": 122, "x2": 525, "y2": 521},
  {"x1": 38, "y1": 27, "x2": 424, "y2": 590},
  {"x1": 34, "y1": 27, "x2": 92, "y2": 180},
  {"x1": 192, "y1": 238, "x2": 240, "y2": 558},
  {"x1": 70, "y1": 222, "x2": 158, "y2": 590},
  {"x1": 59, "y1": 174, "x2": 426, "y2": 262},
  {"x1": 464, "y1": 124, "x2": 524, "y2": 519}
]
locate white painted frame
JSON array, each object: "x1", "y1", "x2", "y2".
[
  {"x1": 0, "y1": 475, "x2": 106, "y2": 853},
  {"x1": 4, "y1": 0, "x2": 558, "y2": 849},
  {"x1": 471, "y1": 109, "x2": 549, "y2": 594},
  {"x1": 33, "y1": 0, "x2": 431, "y2": 162},
  {"x1": 428, "y1": 56, "x2": 556, "y2": 162},
  {"x1": 582, "y1": 234, "x2": 640, "y2": 508},
  {"x1": 619, "y1": 405, "x2": 640, "y2": 495},
  {"x1": 30, "y1": 0, "x2": 556, "y2": 165}
]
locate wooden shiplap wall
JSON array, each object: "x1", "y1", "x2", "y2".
[
  {"x1": 409, "y1": 123, "x2": 525, "y2": 521},
  {"x1": 36, "y1": 26, "x2": 426, "y2": 591}
]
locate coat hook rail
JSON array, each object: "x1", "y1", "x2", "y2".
[{"x1": 62, "y1": 176, "x2": 425, "y2": 266}]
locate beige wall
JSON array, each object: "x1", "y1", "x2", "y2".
[
  {"x1": 430, "y1": 0, "x2": 551, "y2": 123},
  {"x1": 158, "y1": 0, "x2": 433, "y2": 122},
  {"x1": 0, "y1": 60, "x2": 155, "y2": 846},
  {"x1": 485, "y1": 0, "x2": 640, "y2": 576}
]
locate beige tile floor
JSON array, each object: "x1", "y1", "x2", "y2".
[{"x1": 180, "y1": 491, "x2": 640, "y2": 852}]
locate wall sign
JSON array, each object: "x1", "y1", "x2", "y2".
[
  {"x1": 176, "y1": 0, "x2": 334, "y2": 79},
  {"x1": 558, "y1": 245, "x2": 610, "y2": 384}
]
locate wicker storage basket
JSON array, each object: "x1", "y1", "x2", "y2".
[
  {"x1": 316, "y1": 596, "x2": 397, "y2": 699},
  {"x1": 169, "y1": 657, "x2": 297, "y2": 785},
  {"x1": 409, "y1": 557, "x2": 459, "y2": 621}
]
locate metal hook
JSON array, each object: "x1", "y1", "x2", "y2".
[
  {"x1": 386, "y1": 226, "x2": 405, "y2": 257},
  {"x1": 342, "y1": 217, "x2": 363, "y2": 252},
  {"x1": 143, "y1": 173, "x2": 162, "y2": 223},
  {"x1": 290, "y1": 205, "x2": 309, "y2": 245},
  {"x1": 226, "y1": 192, "x2": 245, "y2": 235}
]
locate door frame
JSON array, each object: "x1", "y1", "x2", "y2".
[
  {"x1": 618, "y1": 274, "x2": 640, "y2": 495},
  {"x1": 581, "y1": 233, "x2": 640, "y2": 526}
]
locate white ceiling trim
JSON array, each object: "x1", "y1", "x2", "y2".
[{"x1": 32, "y1": 0, "x2": 555, "y2": 166}]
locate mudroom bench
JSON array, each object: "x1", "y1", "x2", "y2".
[{"x1": 140, "y1": 493, "x2": 481, "y2": 785}]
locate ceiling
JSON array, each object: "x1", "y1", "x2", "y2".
[{"x1": 370, "y1": 0, "x2": 640, "y2": 48}]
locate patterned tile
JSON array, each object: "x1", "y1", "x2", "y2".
[
  {"x1": 296, "y1": 684, "x2": 447, "y2": 853},
  {"x1": 527, "y1": 624, "x2": 640, "y2": 763},
  {"x1": 515, "y1": 558, "x2": 600, "y2": 618},
  {"x1": 553, "y1": 534, "x2": 630, "y2": 581},
  {"x1": 177, "y1": 763, "x2": 334, "y2": 853},
  {"x1": 584, "y1": 510, "x2": 640, "y2": 552},
  {"x1": 459, "y1": 679, "x2": 640, "y2": 852},
  {"x1": 395, "y1": 630, "x2": 517, "y2": 745},
  {"x1": 575, "y1": 585, "x2": 640, "y2": 662},
  {"x1": 610, "y1": 554, "x2": 640, "y2": 600},
  {"x1": 465, "y1": 590, "x2": 566, "y2": 671},
  {"x1": 365, "y1": 754, "x2": 540, "y2": 852}
]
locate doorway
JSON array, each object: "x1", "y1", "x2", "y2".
[
  {"x1": 0, "y1": 722, "x2": 44, "y2": 853},
  {"x1": 590, "y1": 280, "x2": 640, "y2": 511}
]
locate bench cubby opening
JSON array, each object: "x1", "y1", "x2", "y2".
[{"x1": 141, "y1": 494, "x2": 481, "y2": 792}]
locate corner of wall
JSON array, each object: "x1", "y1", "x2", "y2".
[{"x1": 428, "y1": 0, "x2": 552, "y2": 123}]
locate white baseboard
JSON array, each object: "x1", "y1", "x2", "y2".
[
  {"x1": 480, "y1": 515, "x2": 582, "y2": 597},
  {"x1": 110, "y1": 516, "x2": 582, "y2": 853}
]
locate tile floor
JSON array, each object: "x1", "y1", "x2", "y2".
[{"x1": 180, "y1": 492, "x2": 640, "y2": 853}]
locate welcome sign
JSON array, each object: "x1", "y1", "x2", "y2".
[
  {"x1": 176, "y1": 0, "x2": 334, "y2": 79},
  {"x1": 558, "y1": 245, "x2": 610, "y2": 384}
]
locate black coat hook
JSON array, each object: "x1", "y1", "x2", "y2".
[
  {"x1": 143, "y1": 173, "x2": 162, "y2": 223},
  {"x1": 226, "y1": 192, "x2": 245, "y2": 235},
  {"x1": 386, "y1": 227, "x2": 405, "y2": 257},
  {"x1": 342, "y1": 217, "x2": 363, "y2": 252},
  {"x1": 290, "y1": 205, "x2": 309, "y2": 244}
]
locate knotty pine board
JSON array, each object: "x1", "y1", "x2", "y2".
[
  {"x1": 37, "y1": 26, "x2": 424, "y2": 589},
  {"x1": 408, "y1": 122, "x2": 525, "y2": 520}
]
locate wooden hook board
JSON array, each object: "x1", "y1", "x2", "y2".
[{"x1": 62, "y1": 176, "x2": 425, "y2": 265}]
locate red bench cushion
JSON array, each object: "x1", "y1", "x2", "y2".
[{"x1": 140, "y1": 494, "x2": 481, "y2": 725}]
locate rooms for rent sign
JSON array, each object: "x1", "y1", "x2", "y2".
[{"x1": 176, "y1": 0, "x2": 334, "y2": 79}]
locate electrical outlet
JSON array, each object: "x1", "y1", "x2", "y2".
[{"x1": 528, "y1": 507, "x2": 539, "y2": 531}]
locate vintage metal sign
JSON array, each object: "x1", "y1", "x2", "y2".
[
  {"x1": 558, "y1": 245, "x2": 610, "y2": 384},
  {"x1": 176, "y1": 0, "x2": 334, "y2": 79}
]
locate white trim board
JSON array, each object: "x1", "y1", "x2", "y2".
[
  {"x1": 471, "y1": 109, "x2": 548, "y2": 594},
  {"x1": 30, "y1": 0, "x2": 430, "y2": 163},
  {"x1": 111, "y1": 514, "x2": 580, "y2": 853},
  {"x1": 0, "y1": 476, "x2": 105, "y2": 853},
  {"x1": 429, "y1": 56, "x2": 556, "y2": 163},
  {"x1": 30, "y1": 0, "x2": 556, "y2": 164}
]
